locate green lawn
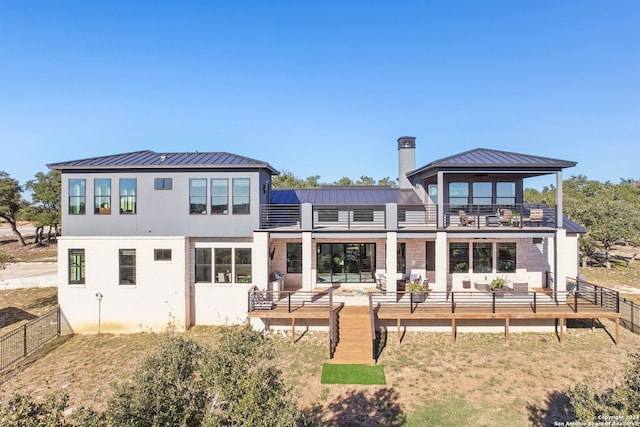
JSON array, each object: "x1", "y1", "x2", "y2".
[{"x1": 321, "y1": 364, "x2": 386, "y2": 385}]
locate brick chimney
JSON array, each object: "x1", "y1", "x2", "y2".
[{"x1": 397, "y1": 136, "x2": 416, "y2": 189}]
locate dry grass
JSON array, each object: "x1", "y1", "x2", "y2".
[{"x1": 1, "y1": 240, "x2": 640, "y2": 424}]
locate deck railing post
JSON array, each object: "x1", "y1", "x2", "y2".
[
  {"x1": 533, "y1": 292, "x2": 537, "y2": 313},
  {"x1": 616, "y1": 291, "x2": 620, "y2": 313},
  {"x1": 451, "y1": 292, "x2": 455, "y2": 313},
  {"x1": 574, "y1": 289, "x2": 578, "y2": 313},
  {"x1": 23, "y1": 324, "x2": 27, "y2": 358},
  {"x1": 288, "y1": 293, "x2": 292, "y2": 313},
  {"x1": 492, "y1": 292, "x2": 496, "y2": 313},
  {"x1": 57, "y1": 305, "x2": 61, "y2": 336},
  {"x1": 410, "y1": 293, "x2": 414, "y2": 314},
  {"x1": 631, "y1": 301, "x2": 635, "y2": 332}
]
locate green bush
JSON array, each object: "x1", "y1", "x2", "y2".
[{"x1": 568, "y1": 351, "x2": 640, "y2": 420}]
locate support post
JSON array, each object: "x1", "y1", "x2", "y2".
[
  {"x1": 451, "y1": 318, "x2": 456, "y2": 344},
  {"x1": 559, "y1": 318, "x2": 564, "y2": 344},
  {"x1": 505, "y1": 318, "x2": 510, "y2": 346},
  {"x1": 397, "y1": 318, "x2": 401, "y2": 345},
  {"x1": 616, "y1": 318, "x2": 620, "y2": 346},
  {"x1": 291, "y1": 318, "x2": 295, "y2": 344}
]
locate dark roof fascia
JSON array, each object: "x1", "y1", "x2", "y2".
[
  {"x1": 52, "y1": 166, "x2": 276, "y2": 176},
  {"x1": 47, "y1": 150, "x2": 280, "y2": 175}
]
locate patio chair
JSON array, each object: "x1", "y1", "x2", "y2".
[
  {"x1": 523, "y1": 209, "x2": 544, "y2": 226},
  {"x1": 498, "y1": 209, "x2": 513, "y2": 226},
  {"x1": 250, "y1": 287, "x2": 275, "y2": 310},
  {"x1": 375, "y1": 273, "x2": 387, "y2": 291},
  {"x1": 459, "y1": 210, "x2": 475, "y2": 226}
]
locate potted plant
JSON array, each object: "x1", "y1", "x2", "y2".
[
  {"x1": 407, "y1": 279, "x2": 428, "y2": 303},
  {"x1": 490, "y1": 277, "x2": 509, "y2": 297}
]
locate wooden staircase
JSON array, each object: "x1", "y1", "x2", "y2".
[{"x1": 330, "y1": 305, "x2": 375, "y2": 365}]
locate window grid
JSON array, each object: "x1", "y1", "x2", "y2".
[
  {"x1": 119, "y1": 249, "x2": 136, "y2": 285},
  {"x1": 68, "y1": 249, "x2": 85, "y2": 284}
]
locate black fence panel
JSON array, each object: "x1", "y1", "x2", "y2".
[{"x1": 0, "y1": 306, "x2": 60, "y2": 372}]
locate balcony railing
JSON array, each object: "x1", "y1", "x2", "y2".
[
  {"x1": 260, "y1": 204, "x2": 301, "y2": 229},
  {"x1": 259, "y1": 203, "x2": 558, "y2": 230}
]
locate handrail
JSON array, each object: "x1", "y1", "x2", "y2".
[{"x1": 369, "y1": 292, "x2": 376, "y2": 361}]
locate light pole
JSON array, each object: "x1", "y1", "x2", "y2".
[{"x1": 95, "y1": 292, "x2": 103, "y2": 334}]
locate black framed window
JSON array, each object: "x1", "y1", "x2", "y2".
[
  {"x1": 235, "y1": 248, "x2": 252, "y2": 283},
  {"x1": 195, "y1": 248, "x2": 212, "y2": 283},
  {"x1": 287, "y1": 242, "x2": 302, "y2": 273},
  {"x1": 215, "y1": 248, "x2": 232, "y2": 283},
  {"x1": 211, "y1": 178, "x2": 229, "y2": 214},
  {"x1": 94, "y1": 179, "x2": 111, "y2": 214},
  {"x1": 472, "y1": 182, "x2": 492, "y2": 206},
  {"x1": 232, "y1": 178, "x2": 250, "y2": 214},
  {"x1": 448, "y1": 182, "x2": 469, "y2": 207},
  {"x1": 496, "y1": 182, "x2": 516, "y2": 205},
  {"x1": 154, "y1": 178, "x2": 172, "y2": 190},
  {"x1": 316, "y1": 243, "x2": 375, "y2": 283},
  {"x1": 498, "y1": 242, "x2": 516, "y2": 273},
  {"x1": 68, "y1": 249, "x2": 85, "y2": 284},
  {"x1": 119, "y1": 249, "x2": 136, "y2": 285},
  {"x1": 154, "y1": 249, "x2": 172, "y2": 261},
  {"x1": 473, "y1": 242, "x2": 493, "y2": 273},
  {"x1": 189, "y1": 178, "x2": 207, "y2": 214},
  {"x1": 69, "y1": 179, "x2": 86, "y2": 215},
  {"x1": 397, "y1": 242, "x2": 406, "y2": 274},
  {"x1": 449, "y1": 242, "x2": 469, "y2": 273},
  {"x1": 119, "y1": 178, "x2": 137, "y2": 214}
]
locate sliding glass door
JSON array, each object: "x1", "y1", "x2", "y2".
[{"x1": 316, "y1": 243, "x2": 375, "y2": 283}]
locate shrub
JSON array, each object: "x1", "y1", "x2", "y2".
[{"x1": 568, "y1": 351, "x2": 640, "y2": 420}]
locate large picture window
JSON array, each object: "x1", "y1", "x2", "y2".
[
  {"x1": 473, "y1": 242, "x2": 493, "y2": 273},
  {"x1": 287, "y1": 242, "x2": 302, "y2": 274},
  {"x1": 232, "y1": 178, "x2": 250, "y2": 214},
  {"x1": 69, "y1": 179, "x2": 86, "y2": 215},
  {"x1": 211, "y1": 178, "x2": 228, "y2": 214},
  {"x1": 472, "y1": 182, "x2": 492, "y2": 206},
  {"x1": 496, "y1": 182, "x2": 516, "y2": 206},
  {"x1": 195, "y1": 248, "x2": 212, "y2": 283},
  {"x1": 94, "y1": 179, "x2": 111, "y2": 214},
  {"x1": 448, "y1": 182, "x2": 469, "y2": 207},
  {"x1": 190, "y1": 178, "x2": 207, "y2": 214},
  {"x1": 119, "y1": 179, "x2": 137, "y2": 214},
  {"x1": 498, "y1": 242, "x2": 517, "y2": 273},
  {"x1": 68, "y1": 249, "x2": 85, "y2": 284},
  {"x1": 316, "y1": 243, "x2": 375, "y2": 283},
  {"x1": 119, "y1": 249, "x2": 136, "y2": 285},
  {"x1": 449, "y1": 243, "x2": 469, "y2": 273}
]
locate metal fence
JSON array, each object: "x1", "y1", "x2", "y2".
[
  {"x1": 575, "y1": 278, "x2": 640, "y2": 334},
  {"x1": 0, "y1": 306, "x2": 60, "y2": 372}
]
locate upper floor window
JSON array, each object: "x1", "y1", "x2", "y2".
[
  {"x1": 496, "y1": 182, "x2": 516, "y2": 206},
  {"x1": 211, "y1": 178, "x2": 229, "y2": 215},
  {"x1": 68, "y1": 249, "x2": 85, "y2": 284},
  {"x1": 232, "y1": 178, "x2": 250, "y2": 214},
  {"x1": 449, "y1": 182, "x2": 469, "y2": 207},
  {"x1": 94, "y1": 179, "x2": 111, "y2": 214},
  {"x1": 472, "y1": 182, "x2": 492, "y2": 206},
  {"x1": 154, "y1": 178, "x2": 172, "y2": 190},
  {"x1": 119, "y1": 178, "x2": 137, "y2": 214},
  {"x1": 190, "y1": 178, "x2": 207, "y2": 215},
  {"x1": 69, "y1": 179, "x2": 86, "y2": 215},
  {"x1": 119, "y1": 249, "x2": 136, "y2": 285}
]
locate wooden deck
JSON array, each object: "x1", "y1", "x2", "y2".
[{"x1": 376, "y1": 300, "x2": 621, "y2": 345}]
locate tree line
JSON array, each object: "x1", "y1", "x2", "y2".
[{"x1": 525, "y1": 175, "x2": 640, "y2": 269}]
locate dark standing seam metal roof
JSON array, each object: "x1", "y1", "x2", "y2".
[
  {"x1": 271, "y1": 187, "x2": 424, "y2": 206},
  {"x1": 47, "y1": 150, "x2": 280, "y2": 174},
  {"x1": 407, "y1": 148, "x2": 577, "y2": 178}
]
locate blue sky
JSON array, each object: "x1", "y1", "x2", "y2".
[{"x1": 1, "y1": 1, "x2": 638, "y2": 192}]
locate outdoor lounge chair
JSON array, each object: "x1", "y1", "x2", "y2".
[
  {"x1": 250, "y1": 286, "x2": 275, "y2": 310},
  {"x1": 375, "y1": 273, "x2": 387, "y2": 291},
  {"x1": 523, "y1": 208, "x2": 544, "y2": 226},
  {"x1": 498, "y1": 209, "x2": 513, "y2": 225},
  {"x1": 459, "y1": 210, "x2": 475, "y2": 226}
]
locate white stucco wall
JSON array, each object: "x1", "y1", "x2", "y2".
[{"x1": 58, "y1": 236, "x2": 188, "y2": 333}]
